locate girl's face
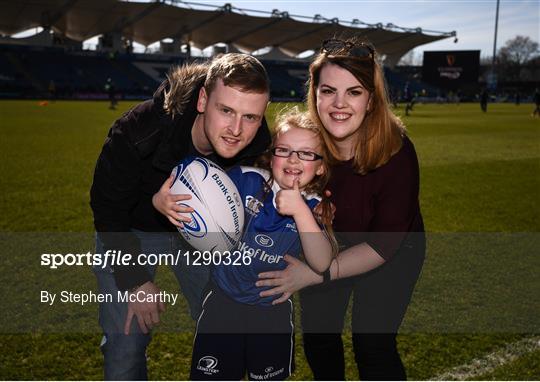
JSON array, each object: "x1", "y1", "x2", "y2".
[
  {"x1": 316, "y1": 63, "x2": 371, "y2": 152},
  {"x1": 270, "y1": 127, "x2": 325, "y2": 190}
]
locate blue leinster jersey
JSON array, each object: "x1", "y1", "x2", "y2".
[{"x1": 212, "y1": 166, "x2": 321, "y2": 306}]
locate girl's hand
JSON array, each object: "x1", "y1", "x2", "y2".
[
  {"x1": 152, "y1": 174, "x2": 194, "y2": 227},
  {"x1": 275, "y1": 178, "x2": 308, "y2": 217},
  {"x1": 256, "y1": 255, "x2": 322, "y2": 304}
]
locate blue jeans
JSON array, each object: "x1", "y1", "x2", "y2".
[{"x1": 93, "y1": 230, "x2": 210, "y2": 380}]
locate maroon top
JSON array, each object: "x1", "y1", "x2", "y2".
[{"x1": 327, "y1": 136, "x2": 424, "y2": 260}]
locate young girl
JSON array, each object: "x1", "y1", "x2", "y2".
[{"x1": 189, "y1": 110, "x2": 336, "y2": 380}]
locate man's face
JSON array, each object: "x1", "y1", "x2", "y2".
[{"x1": 195, "y1": 79, "x2": 269, "y2": 158}]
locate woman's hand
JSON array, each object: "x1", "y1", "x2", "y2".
[
  {"x1": 152, "y1": 174, "x2": 194, "y2": 227},
  {"x1": 256, "y1": 255, "x2": 322, "y2": 304}
]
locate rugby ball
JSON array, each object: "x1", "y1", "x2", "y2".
[{"x1": 169, "y1": 157, "x2": 244, "y2": 253}]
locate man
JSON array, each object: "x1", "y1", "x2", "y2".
[
  {"x1": 105, "y1": 78, "x2": 117, "y2": 110},
  {"x1": 480, "y1": 89, "x2": 488, "y2": 113},
  {"x1": 404, "y1": 82, "x2": 414, "y2": 116},
  {"x1": 533, "y1": 88, "x2": 540, "y2": 117},
  {"x1": 90, "y1": 53, "x2": 271, "y2": 380}
]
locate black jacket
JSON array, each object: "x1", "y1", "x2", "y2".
[{"x1": 90, "y1": 76, "x2": 271, "y2": 291}]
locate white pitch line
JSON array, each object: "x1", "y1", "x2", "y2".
[{"x1": 433, "y1": 335, "x2": 540, "y2": 381}]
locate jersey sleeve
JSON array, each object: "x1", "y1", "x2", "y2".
[
  {"x1": 304, "y1": 194, "x2": 325, "y2": 229},
  {"x1": 226, "y1": 166, "x2": 245, "y2": 193},
  {"x1": 293, "y1": 194, "x2": 324, "y2": 257}
]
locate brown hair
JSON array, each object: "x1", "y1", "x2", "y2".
[
  {"x1": 164, "y1": 53, "x2": 269, "y2": 117},
  {"x1": 205, "y1": 53, "x2": 270, "y2": 96},
  {"x1": 164, "y1": 62, "x2": 208, "y2": 117},
  {"x1": 257, "y1": 108, "x2": 339, "y2": 258},
  {"x1": 307, "y1": 37, "x2": 405, "y2": 174}
]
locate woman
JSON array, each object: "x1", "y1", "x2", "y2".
[{"x1": 256, "y1": 37, "x2": 425, "y2": 380}]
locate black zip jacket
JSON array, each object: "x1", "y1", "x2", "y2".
[{"x1": 90, "y1": 77, "x2": 271, "y2": 291}]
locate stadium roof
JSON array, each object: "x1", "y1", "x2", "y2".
[{"x1": 0, "y1": 0, "x2": 456, "y2": 65}]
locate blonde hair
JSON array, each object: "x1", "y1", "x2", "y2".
[
  {"x1": 307, "y1": 37, "x2": 406, "y2": 174},
  {"x1": 257, "y1": 108, "x2": 339, "y2": 258}
]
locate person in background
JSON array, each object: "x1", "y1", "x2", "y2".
[
  {"x1": 48, "y1": 79, "x2": 56, "y2": 102},
  {"x1": 404, "y1": 82, "x2": 416, "y2": 116},
  {"x1": 480, "y1": 89, "x2": 488, "y2": 112},
  {"x1": 532, "y1": 88, "x2": 540, "y2": 117},
  {"x1": 105, "y1": 78, "x2": 117, "y2": 109}
]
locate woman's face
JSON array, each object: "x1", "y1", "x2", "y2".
[{"x1": 316, "y1": 63, "x2": 371, "y2": 149}]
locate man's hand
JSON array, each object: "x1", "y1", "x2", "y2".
[
  {"x1": 275, "y1": 178, "x2": 307, "y2": 217},
  {"x1": 152, "y1": 174, "x2": 194, "y2": 227},
  {"x1": 124, "y1": 281, "x2": 166, "y2": 335}
]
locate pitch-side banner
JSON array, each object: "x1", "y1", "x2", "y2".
[{"x1": 422, "y1": 50, "x2": 480, "y2": 88}]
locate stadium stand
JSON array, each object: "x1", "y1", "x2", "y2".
[
  {"x1": 0, "y1": 43, "x2": 314, "y2": 101},
  {"x1": 9, "y1": 1, "x2": 536, "y2": 102},
  {"x1": 2, "y1": 42, "x2": 537, "y2": 102},
  {"x1": 0, "y1": 0, "x2": 460, "y2": 100},
  {"x1": 0, "y1": 44, "x2": 168, "y2": 99}
]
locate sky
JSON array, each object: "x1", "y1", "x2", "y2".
[{"x1": 14, "y1": 0, "x2": 540, "y2": 62}]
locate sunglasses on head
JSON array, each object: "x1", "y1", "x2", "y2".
[{"x1": 321, "y1": 38, "x2": 375, "y2": 61}]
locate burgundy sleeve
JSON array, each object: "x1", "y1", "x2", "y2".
[{"x1": 367, "y1": 138, "x2": 421, "y2": 260}]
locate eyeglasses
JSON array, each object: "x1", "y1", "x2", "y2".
[
  {"x1": 321, "y1": 38, "x2": 375, "y2": 61},
  {"x1": 271, "y1": 147, "x2": 323, "y2": 161}
]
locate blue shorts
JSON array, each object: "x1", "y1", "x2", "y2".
[{"x1": 190, "y1": 283, "x2": 295, "y2": 380}]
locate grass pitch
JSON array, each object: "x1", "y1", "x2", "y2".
[{"x1": 0, "y1": 100, "x2": 539, "y2": 380}]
